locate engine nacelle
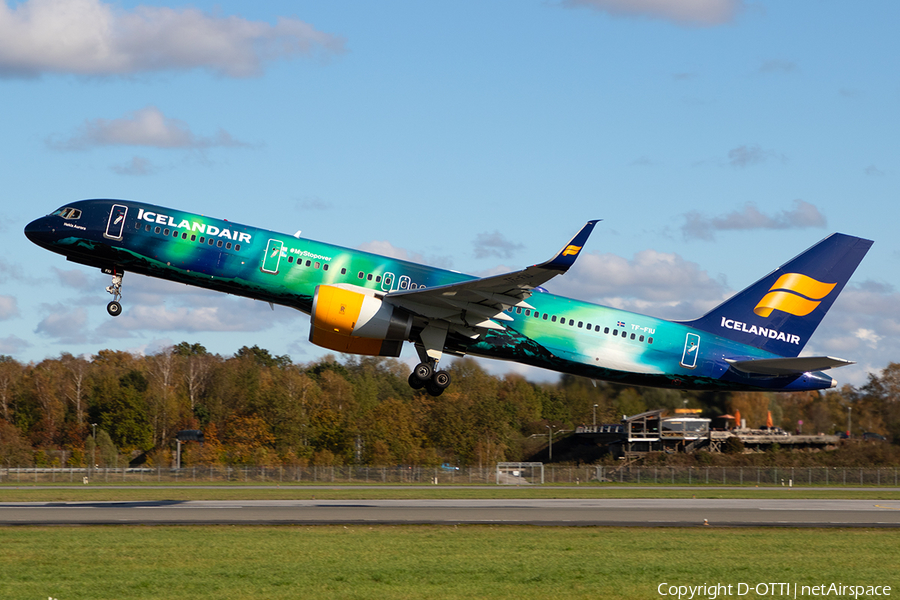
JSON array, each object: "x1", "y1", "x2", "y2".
[{"x1": 309, "y1": 285, "x2": 413, "y2": 357}]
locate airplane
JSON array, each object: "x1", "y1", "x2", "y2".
[{"x1": 25, "y1": 199, "x2": 872, "y2": 397}]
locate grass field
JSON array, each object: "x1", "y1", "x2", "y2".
[
  {"x1": 1, "y1": 525, "x2": 897, "y2": 599},
  {"x1": 3, "y1": 485, "x2": 898, "y2": 598}
]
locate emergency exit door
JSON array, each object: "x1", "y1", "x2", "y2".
[
  {"x1": 261, "y1": 239, "x2": 284, "y2": 274},
  {"x1": 104, "y1": 204, "x2": 128, "y2": 240},
  {"x1": 680, "y1": 333, "x2": 700, "y2": 369}
]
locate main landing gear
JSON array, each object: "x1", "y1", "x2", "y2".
[
  {"x1": 408, "y1": 361, "x2": 451, "y2": 397},
  {"x1": 105, "y1": 270, "x2": 124, "y2": 317}
]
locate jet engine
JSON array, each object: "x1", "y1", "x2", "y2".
[{"x1": 309, "y1": 285, "x2": 413, "y2": 357}]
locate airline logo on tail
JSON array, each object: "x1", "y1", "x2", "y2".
[
  {"x1": 753, "y1": 273, "x2": 836, "y2": 318},
  {"x1": 562, "y1": 245, "x2": 582, "y2": 257}
]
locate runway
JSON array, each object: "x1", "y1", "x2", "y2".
[{"x1": 3, "y1": 498, "x2": 900, "y2": 527}]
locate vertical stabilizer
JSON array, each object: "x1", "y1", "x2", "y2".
[{"x1": 685, "y1": 233, "x2": 872, "y2": 357}]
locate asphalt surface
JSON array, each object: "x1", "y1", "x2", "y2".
[{"x1": 3, "y1": 498, "x2": 900, "y2": 527}]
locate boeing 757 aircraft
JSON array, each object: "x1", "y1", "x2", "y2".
[{"x1": 25, "y1": 200, "x2": 872, "y2": 396}]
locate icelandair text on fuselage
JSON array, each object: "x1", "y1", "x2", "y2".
[
  {"x1": 136, "y1": 208, "x2": 252, "y2": 244},
  {"x1": 720, "y1": 317, "x2": 801, "y2": 345},
  {"x1": 658, "y1": 582, "x2": 890, "y2": 599}
]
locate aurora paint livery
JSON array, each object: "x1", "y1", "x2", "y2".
[{"x1": 25, "y1": 199, "x2": 872, "y2": 396}]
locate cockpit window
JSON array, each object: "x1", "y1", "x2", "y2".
[{"x1": 51, "y1": 207, "x2": 82, "y2": 220}]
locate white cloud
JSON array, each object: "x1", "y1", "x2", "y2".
[
  {"x1": 35, "y1": 303, "x2": 89, "y2": 342},
  {"x1": 864, "y1": 165, "x2": 885, "y2": 177},
  {"x1": 357, "y1": 240, "x2": 455, "y2": 270},
  {"x1": 0, "y1": 334, "x2": 31, "y2": 355},
  {"x1": 758, "y1": 59, "x2": 798, "y2": 74},
  {"x1": 799, "y1": 281, "x2": 900, "y2": 386},
  {"x1": 547, "y1": 249, "x2": 727, "y2": 320},
  {"x1": 53, "y1": 267, "x2": 97, "y2": 291},
  {"x1": 0, "y1": 295, "x2": 18, "y2": 319},
  {"x1": 0, "y1": 0, "x2": 345, "y2": 78},
  {"x1": 473, "y1": 231, "x2": 525, "y2": 260},
  {"x1": 111, "y1": 156, "x2": 156, "y2": 176},
  {"x1": 115, "y1": 304, "x2": 277, "y2": 333},
  {"x1": 358, "y1": 240, "x2": 424, "y2": 263},
  {"x1": 50, "y1": 106, "x2": 247, "y2": 150},
  {"x1": 561, "y1": 0, "x2": 744, "y2": 27},
  {"x1": 727, "y1": 144, "x2": 781, "y2": 168},
  {"x1": 681, "y1": 200, "x2": 827, "y2": 241}
]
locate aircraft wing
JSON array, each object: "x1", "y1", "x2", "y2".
[
  {"x1": 385, "y1": 220, "x2": 599, "y2": 336},
  {"x1": 726, "y1": 356, "x2": 855, "y2": 376}
]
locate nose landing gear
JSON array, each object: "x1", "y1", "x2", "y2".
[{"x1": 105, "y1": 270, "x2": 124, "y2": 316}]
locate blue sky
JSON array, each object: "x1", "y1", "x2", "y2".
[{"x1": 1, "y1": 0, "x2": 897, "y2": 387}]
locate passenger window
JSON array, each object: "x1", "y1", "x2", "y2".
[
  {"x1": 235, "y1": 244, "x2": 241, "y2": 251},
  {"x1": 569, "y1": 319, "x2": 575, "y2": 326},
  {"x1": 411, "y1": 283, "x2": 417, "y2": 289},
  {"x1": 367, "y1": 274, "x2": 373, "y2": 281},
  {"x1": 163, "y1": 228, "x2": 170, "y2": 235},
  {"x1": 217, "y1": 240, "x2": 223, "y2": 247},
  {"x1": 516, "y1": 308, "x2": 522, "y2": 314},
  {"x1": 613, "y1": 330, "x2": 618, "y2": 336},
  {"x1": 543, "y1": 314, "x2": 548, "y2": 320},
  {"x1": 525, "y1": 310, "x2": 531, "y2": 317},
  {"x1": 400, "y1": 280, "x2": 408, "y2": 289},
  {"x1": 639, "y1": 335, "x2": 645, "y2": 342},
  {"x1": 648, "y1": 338, "x2": 654, "y2": 344},
  {"x1": 551, "y1": 316, "x2": 557, "y2": 322},
  {"x1": 630, "y1": 333, "x2": 635, "y2": 340},
  {"x1": 200, "y1": 236, "x2": 205, "y2": 244},
  {"x1": 154, "y1": 226, "x2": 161, "y2": 234},
  {"x1": 358, "y1": 271, "x2": 364, "y2": 279},
  {"x1": 191, "y1": 235, "x2": 197, "y2": 242},
  {"x1": 226, "y1": 242, "x2": 232, "y2": 249},
  {"x1": 595, "y1": 325, "x2": 600, "y2": 332},
  {"x1": 314, "y1": 262, "x2": 320, "y2": 269},
  {"x1": 577, "y1": 321, "x2": 583, "y2": 328},
  {"x1": 135, "y1": 222, "x2": 141, "y2": 229},
  {"x1": 604, "y1": 327, "x2": 609, "y2": 334},
  {"x1": 173, "y1": 230, "x2": 178, "y2": 237},
  {"x1": 375, "y1": 276, "x2": 381, "y2": 283},
  {"x1": 288, "y1": 256, "x2": 294, "y2": 263},
  {"x1": 306, "y1": 260, "x2": 311, "y2": 267},
  {"x1": 323, "y1": 264, "x2": 328, "y2": 271},
  {"x1": 182, "y1": 233, "x2": 187, "y2": 240},
  {"x1": 145, "y1": 224, "x2": 151, "y2": 232},
  {"x1": 208, "y1": 238, "x2": 214, "y2": 245}
]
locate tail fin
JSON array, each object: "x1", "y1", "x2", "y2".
[{"x1": 685, "y1": 233, "x2": 873, "y2": 357}]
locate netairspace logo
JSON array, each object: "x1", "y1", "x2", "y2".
[{"x1": 657, "y1": 582, "x2": 892, "y2": 599}]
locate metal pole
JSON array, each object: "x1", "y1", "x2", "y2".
[
  {"x1": 91, "y1": 423, "x2": 98, "y2": 475},
  {"x1": 546, "y1": 425, "x2": 553, "y2": 461},
  {"x1": 847, "y1": 405, "x2": 852, "y2": 437},
  {"x1": 593, "y1": 404, "x2": 598, "y2": 428}
]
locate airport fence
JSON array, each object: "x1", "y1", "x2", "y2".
[{"x1": 1, "y1": 465, "x2": 900, "y2": 486}]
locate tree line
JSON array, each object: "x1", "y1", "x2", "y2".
[{"x1": 0, "y1": 343, "x2": 897, "y2": 468}]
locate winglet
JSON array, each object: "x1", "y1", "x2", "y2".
[{"x1": 539, "y1": 220, "x2": 600, "y2": 272}]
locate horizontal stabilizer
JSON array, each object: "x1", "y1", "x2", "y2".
[{"x1": 726, "y1": 356, "x2": 854, "y2": 376}]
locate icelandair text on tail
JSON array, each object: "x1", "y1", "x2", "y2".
[{"x1": 657, "y1": 583, "x2": 890, "y2": 599}]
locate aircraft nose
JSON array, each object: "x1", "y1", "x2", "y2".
[{"x1": 24, "y1": 216, "x2": 56, "y2": 246}]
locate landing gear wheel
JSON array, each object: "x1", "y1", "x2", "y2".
[
  {"x1": 408, "y1": 372, "x2": 426, "y2": 390},
  {"x1": 105, "y1": 270, "x2": 125, "y2": 317},
  {"x1": 106, "y1": 301, "x2": 122, "y2": 317},
  {"x1": 414, "y1": 362, "x2": 433, "y2": 381},
  {"x1": 432, "y1": 370, "x2": 451, "y2": 389},
  {"x1": 425, "y1": 381, "x2": 445, "y2": 397}
]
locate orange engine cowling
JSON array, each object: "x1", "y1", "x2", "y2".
[{"x1": 309, "y1": 285, "x2": 413, "y2": 357}]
